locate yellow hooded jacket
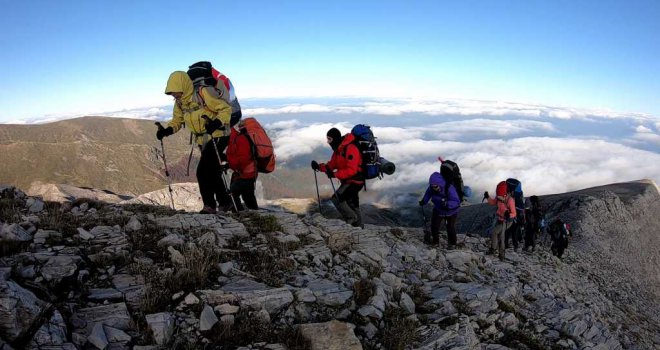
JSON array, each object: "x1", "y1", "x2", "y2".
[{"x1": 164, "y1": 71, "x2": 232, "y2": 144}]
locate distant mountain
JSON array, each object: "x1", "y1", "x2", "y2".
[{"x1": 0, "y1": 116, "x2": 327, "y2": 200}]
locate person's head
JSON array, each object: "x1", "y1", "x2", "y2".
[
  {"x1": 164, "y1": 71, "x2": 193, "y2": 101},
  {"x1": 326, "y1": 128, "x2": 342, "y2": 151}
]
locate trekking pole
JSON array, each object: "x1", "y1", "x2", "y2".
[
  {"x1": 155, "y1": 122, "x2": 176, "y2": 210},
  {"x1": 202, "y1": 116, "x2": 238, "y2": 213},
  {"x1": 329, "y1": 178, "x2": 337, "y2": 194},
  {"x1": 313, "y1": 169, "x2": 322, "y2": 214}
]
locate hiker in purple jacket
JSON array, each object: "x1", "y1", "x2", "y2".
[{"x1": 419, "y1": 171, "x2": 461, "y2": 249}]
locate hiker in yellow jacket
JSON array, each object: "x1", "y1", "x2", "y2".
[{"x1": 156, "y1": 71, "x2": 233, "y2": 214}]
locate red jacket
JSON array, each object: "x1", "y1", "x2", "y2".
[
  {"x1": 227, "y1": 128, "x2": 257, "y2": 180},
  {"x1": 319, "y1": 134, "x2": 364, "y2": 184}
]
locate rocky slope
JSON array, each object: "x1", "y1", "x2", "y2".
[{"x1": 0, "y1": 182, "x2": 659, "y2": 350}]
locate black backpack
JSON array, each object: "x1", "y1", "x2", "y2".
[
  {"x1": 187, "y1": 61, "x2": 242, "y2": 127},
  {"x1": 440, "y1": 160, "x2": 465, "y2": 202}
]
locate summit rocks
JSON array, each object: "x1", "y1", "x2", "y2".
[{"x1": 0, "y1": 181, "x2": 658, "y2": 349}]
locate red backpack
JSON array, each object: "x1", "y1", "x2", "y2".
[
  {"x1": 496, "y1": 181, "x2": 508, "y2": 197},
  {"x1": 240, "y1": 118, "x2": 275, "y2": 173}
]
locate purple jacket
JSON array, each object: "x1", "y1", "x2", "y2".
[{"x1": 421, "y1": 172, "x2": 460, "y2": 216}]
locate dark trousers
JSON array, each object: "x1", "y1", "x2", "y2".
[
  {"x1": 505, "y1": 220, "x2": 523, "y2": 249},
  {"x1": 230, "y1": 178, "x2": 258, "y2": 210},
  {"x1": 431, "y1": 213, "x2": 457, "y2": 246},
  {"x1": 552, "y1": 237, "x2": 568, "y2": 258},
  {"x1": 331, "y1": 182, "x2": 363, "y2": 227},
  {"x1": 197, "y1": 137, "x2": 230, "y2": 210},
  {"x1": 524, "y1": 222, "x2": 537, "y2": 250}
]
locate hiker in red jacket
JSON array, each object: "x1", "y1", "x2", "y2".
[
  {"x1": 484, "y1": 181, "x2": 517, "y2": 261},
  {"x1": 226, "y1": 124, "x2": 258, "y2": 210},
  {"x1": 311, "y1": 128, "x2": 364, "y2": 228}
]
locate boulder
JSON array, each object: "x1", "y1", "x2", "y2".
[{"x1": 299, "y1": 320, "x2": 362, "y2": 350}]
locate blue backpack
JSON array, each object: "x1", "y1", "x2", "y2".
[{"x1": 350, "y1": 124, "x2": 395, "y2": 180}]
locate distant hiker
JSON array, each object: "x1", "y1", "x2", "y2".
[
  {"x1": 157, "y1": 71, "x2": 232, "y2": 214},
  {"x1": 504, "y1": 178, "x2": 525, "y2": 251},
  {"x1": 419, "y1": 171, "x2": 461, "y2": 249},
  {"x1": 311, "y1": 128, "x2": 364, "y2": 228},
  {"x1": 484, "y1": 181, "x2": 517, "y2": 261},
  {"x1": 548, "y1": 218, "x2": 571, "y2": 258},
  {"x1": 226, "y1": 123, "x2": 258, "y2": 211},
  {"x1": 524, "y1": 195, "x2": 543, "y2": 252}
]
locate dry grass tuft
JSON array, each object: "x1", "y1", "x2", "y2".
[
  {"x1": 381, "y1": 308, "x2": 420, "y2": 350},
  {"x1": 353, "y1": 278, "x2": 375, "y2": 305}
]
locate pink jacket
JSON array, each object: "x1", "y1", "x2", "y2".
[{"x1": 488, "y1": 195, "x2": 517, "y2": 222}]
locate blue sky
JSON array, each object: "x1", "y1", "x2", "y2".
[{"x1": 1, "y1": 0, "x2": 659, "y2": 122}]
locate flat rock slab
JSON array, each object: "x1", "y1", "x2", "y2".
[
  {"x1": 307, "y1": 279, "x2": 353, "y2": 307},
  {"x1": 235, "y1": 287, "x2": 294, "y2": 314},
  {"x1": 73, "y1": 303, "x2": 131, "y2": 335},
  {"x1": 299, "y1": 320, "x2": 362, "y2": 350}
]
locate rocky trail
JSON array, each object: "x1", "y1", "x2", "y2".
[{"x1": 1, "y1": 182, "x2": 658, "y2": 350}]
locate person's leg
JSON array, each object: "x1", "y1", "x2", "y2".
[
  {"x1": 491, "y1": 221, "x2": 501, "y2": 254},
  {"x1": 446, "y1": 215, "x2": 458, "y2": 247},
  {"x1": 346, "y1": 184, "x2": 362, "y2": 228},
  {"x1": 499, "y1": 222, "x2": 508, "y2": 260},
  {"x1": 197, "y1": 141, "x2": 218, "y2": 211},
  {"x1": 229, "y1": 179, "x2": 245, "y2": 212},
  {"x1": 331, "y1": 183, "x2": 359, "y2": 225},
  {"x1": 240, "y1": 178, "x2": 259, "y2": 210},
  {"x1": 209, "y1": 137, "x2": 232, "y2": 210}
]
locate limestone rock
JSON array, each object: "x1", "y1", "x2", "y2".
[
  {"x1": 145, "y1": 312, "x2": 174, "y2": 346},
  {"x1": 299, "y1": 320, "x2": 362, "y2": 350}
]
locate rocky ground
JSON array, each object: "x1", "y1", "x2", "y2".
[{"x1": 1, "y1": 182, "x2": 659, "y2": 350}]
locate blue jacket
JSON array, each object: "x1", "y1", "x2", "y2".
[{"x1": 421, "y1": 172, "x2": 460, "y2": 216}]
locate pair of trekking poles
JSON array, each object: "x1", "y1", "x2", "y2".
[{"x1": 155, "y1": 121, "x2": 238, "y2": 213}]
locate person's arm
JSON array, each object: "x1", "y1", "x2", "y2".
[
  {"x1": 420, "y1": 187, "x2": 432, "y2": 205},
  {"x1": 166, "y1": 103, "x2": 185, "y2": 132},
  {"x1": 201, "y1": 87, "x2": 232, "y2": 126}
]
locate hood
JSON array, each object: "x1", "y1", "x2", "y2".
[
  {"x1": 429, "y1": 172, "x2": 447, "y2": 187},
  {"x1": 164, "y1": 71, "x2": 194, "y2": 101}
]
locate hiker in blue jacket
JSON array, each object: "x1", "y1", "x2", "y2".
[{"x1": 419, "y1": 171, "x2": 461, "y2": 249}]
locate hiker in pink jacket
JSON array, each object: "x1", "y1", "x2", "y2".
[{"x1": 484, "y1": 181, "x2": 517, "y2": 261}]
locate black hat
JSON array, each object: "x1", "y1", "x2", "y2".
[{"x1": 327, "y1": 128, "x2": 342, "y2": 151}]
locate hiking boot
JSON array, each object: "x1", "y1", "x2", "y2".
[
  {"x1": 486, "y1": 248, "x2": 495, "y2": 255},
  {"x1": 423, "y1": 232, "x2": 432, "y2": 244},
  {"x1": 432, "y1": 236, "x2": 440, "y2": 245},
  {"x1": 499, "y1": 254, "x2": 506, "y2": 261},
  {"x1": 199, "y1": 206, "x2": 217, "y2": 214}
]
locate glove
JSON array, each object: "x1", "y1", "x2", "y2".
[
  {"x1": 204, "y1": 117, "x2": 223, "y2": 134},
  {"x1": 311, "y1": 160, "x2": 320, "y2": 171},
  {"x1": 156, "y1": 126, "x2": 174, "y2": 140},
  {"x1": 418, "y1": 200, "x2": 424, "y2": 206},
  {"x1": 483, "y1": 191, "x2": 489, "y2": 199},
  {"x1": 325, "y1": 167, "x2": 335, "y2": 178}
]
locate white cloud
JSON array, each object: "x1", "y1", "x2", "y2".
[
  {"x1": 241, "y1": 98, "x2": 657, "y2": 123},
  {"x1": 369, "y1": 137, "x2": 660, "y2": 195},
  {"x1": 636, "y1": 125, "x2": 653, "y2": 133},
  {"x1": 271, "y1": 122, "x2": 351, "y2": 162}
]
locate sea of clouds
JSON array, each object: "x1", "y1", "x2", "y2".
[{"x1": 8, "y1": 97, "x2": 659, "y2": 201}]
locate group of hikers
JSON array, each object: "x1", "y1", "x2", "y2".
[{"x1": 156, "y1": 61, "x2": 572, "y2": 261}]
